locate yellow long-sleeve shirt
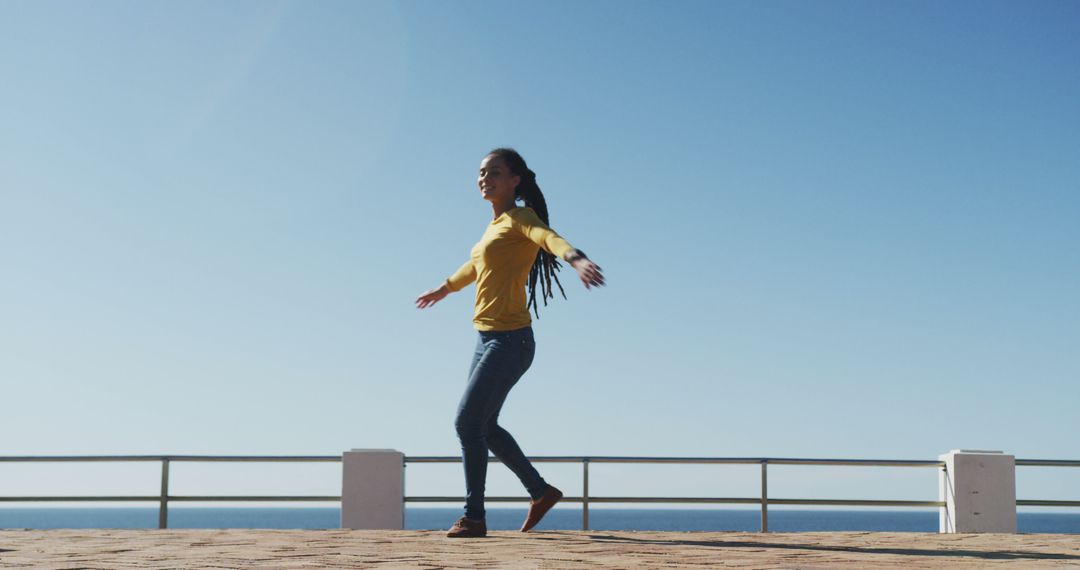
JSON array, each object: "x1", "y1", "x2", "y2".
[{"x1": 445, "y1": 206, "x2": 575, "y2": 331}]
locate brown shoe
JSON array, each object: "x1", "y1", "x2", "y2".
[
  {"x1": 446, "y1": 515, "x2": 487, "y2": 538},
  {"x1": 520, "y1": 485, "x2": 563, "y2": 532}
]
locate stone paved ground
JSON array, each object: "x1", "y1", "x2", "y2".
[{"x1": 0, "y1": 530, "x2": 1078, "y2": 569}]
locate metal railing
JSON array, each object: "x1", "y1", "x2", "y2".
[
  {"x1": 0, "y1": 455, "x2": 341, "y2": 529},
  {"x1": 0, "y1": 455, "x2": 1076, "y2": 530},
  {"x1": 406, "y1": 456, "x2": 946, "y2": 532},
  {"x1": 1016, "y1": 459, "x2": 1080, "y2": 508}
]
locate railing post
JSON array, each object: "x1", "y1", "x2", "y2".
[
  {"x1": 760, "y1": 459, "x2": 768, "y2": 533},
  {"x1": 938, "y1": 449, "x2": 1016, "y2": 533},
  {"x1": 342, "y1": 449, "x2": 405, "y2": 529},
  {"x1": 158, "y1": 458, "x2": 169, "y2": 529},
  {"x1": 582, "y1": 458, "x2": 590, "y2": 530}
]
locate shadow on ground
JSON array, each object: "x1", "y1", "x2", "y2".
[{"x1": 572, "y1": 533, "x2": 1080, "y2": 562}]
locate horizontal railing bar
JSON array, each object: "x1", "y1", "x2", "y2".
[
  {"x1": 405, "y1": 496, "x2": 945, "y2": 507},
  {"x1": 2, "y1": 455, "x2": 1073, "y2": 467},
  {"x1": 0, "y1": 455, "x2": 1072, "y2": 466},
  {"x1": 0, "y1": 496, "x2": 341, "y2": 502},
  {"x1": 405, "y1": 456, "x2": 945, "y2": 467},
  {"x1": 1017, "y1": 500, "x2": 1080, "y2": 507},
  {"x1": 0, "y1": 497, "x2": 165, "y2": 502},
  {"x1": 767, "y1": 499, "x2": 945, "y2": 507},
  {"x1": 764, "y1": 459, "x2": 944, "y2": 467},
  {"x1": 0, "y1": 456, "x2": 341, "y2": 463},
  {"x1": 7, "y1": 496, "x2": 1073, "y2": 508},
  {"x1": 167, "y1": 457, "x2": 341, "y2": 462},
  {"x1": 168, "y1": 496, "x2": 341, "y2": 502},
  {"x1": 1016, "y1": 460, "x2": 1080, "y2": 467},
  {"x1": 406, "y1": 456, "x2": 763, "y2": 464},
  {"x1": 405, "y1": 496, "x2": 760, "y2": 504}
]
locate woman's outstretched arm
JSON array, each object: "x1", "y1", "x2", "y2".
[
  {"x1": 416, "y1": 260, "x2": 476, "y2": 309},
  {"x1": 510, "y1": 208, "x2": 606, "y2": 290}
]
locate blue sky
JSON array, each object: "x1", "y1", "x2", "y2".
[{"x1": 1, "y1": 0, "x2": 1077, "y2": 512}]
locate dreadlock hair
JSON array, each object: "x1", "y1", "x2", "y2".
[{"x1": 486, "y1": 147, "x2": 567, "y2": 319}]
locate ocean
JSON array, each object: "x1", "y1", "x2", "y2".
[{"x1": 1, "y1": 508, "x2": 1078, "y2": 533}]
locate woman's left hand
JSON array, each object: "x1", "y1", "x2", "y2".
[{"x1": 571, "y1": 257, "x2": 605, "y2": 290}]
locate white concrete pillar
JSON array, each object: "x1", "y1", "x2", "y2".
[
  {"x1": 938, "y1": 449, "x2": 1016, "y2": 533},
  {"x1": 341, "y1": 449, "x2": 405, "y2": 529}
]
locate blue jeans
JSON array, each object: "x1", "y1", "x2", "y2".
[{"x1": 455, "y1": 326, "x2": 549, "y2": 520}]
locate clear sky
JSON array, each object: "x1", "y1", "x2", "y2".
[{"x1": 2, "y1": 0, "x2": 1078, "y2": 512}]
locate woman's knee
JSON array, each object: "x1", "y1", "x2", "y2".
[
  {"x1": 484, "y1": 420, "x2": 510, "y2": 443},
  {"x1": 455, "y1": 416, "x2": 486, "y2": 440}
]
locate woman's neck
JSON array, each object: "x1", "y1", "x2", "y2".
[{"x1": 491, "y1": 201, "x2": 518, "y2": 219}]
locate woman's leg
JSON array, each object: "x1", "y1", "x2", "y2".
[
  {"x1": 483, "y1": 331, "x2": 549, "y2": 500},
  {"x1": 454, "y1": 328, "x2": 543, "y2": 520},
  {"x1": 455, "y1": 335, "x2": 492, "y2": 520},
  {"x1": 486, "y1": 422, "x2": 549, "y2": 500}
]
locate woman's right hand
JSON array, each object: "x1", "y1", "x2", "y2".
[
  {"x1": 415, "y1": 284, "x2": 451, "y2": 309},
  {"x1": 570, "y1": 257, "x2": 605, "y2": 290}
]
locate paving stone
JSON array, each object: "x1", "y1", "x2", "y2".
[{"x1": 0, "y1": 529, "x2": 1078, "y2": 568}]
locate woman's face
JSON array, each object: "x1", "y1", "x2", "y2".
[{"x1": 478, "y1": 155, "x2": 520, "y2": 204}]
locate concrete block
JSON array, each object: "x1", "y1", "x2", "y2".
[
  {"x1": 939, "y1": 449, "x2": 1016, "y2": 533},
  {"x1": 341, "y1": 449, "x2": 405, "y2": 529}
]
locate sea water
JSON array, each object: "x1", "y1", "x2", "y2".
[{"x1": 0, "y1": 508, "x2": 1078, "y2": 533}]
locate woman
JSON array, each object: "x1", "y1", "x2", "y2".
[{"x1": 415, "y1": 148, "x2": 605, "y2": 538}]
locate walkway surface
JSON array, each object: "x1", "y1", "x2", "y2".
[{"x1": 1, "y1": 529, "x2": 1078, "y2": 568}]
